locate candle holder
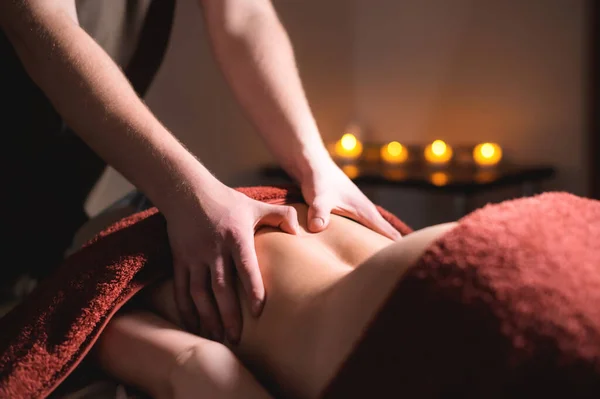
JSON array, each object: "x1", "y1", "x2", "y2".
[{"x1": 383, "y1": 168, "x2": 408, "y2": 181}]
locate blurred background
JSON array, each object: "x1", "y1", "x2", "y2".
[{"x1": 86, "y1": 0, "x2": 592, "y2": 230}]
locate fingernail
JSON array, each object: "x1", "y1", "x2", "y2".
[
  {"x1": 227, "y1": 328, "x2": 240, "y2": 345},
  {"x1": 311, "y1": 218, "x2": 324, "y2": 230},
  {"x1": 252, "y1": 298, "x2": 264, "y2": 316}
]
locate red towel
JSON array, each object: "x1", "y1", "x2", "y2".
[
  {"x1": 0, "y1": 185, "x2": 411, "y2": 399},
  {"x1": 322, "y1": 192, "x2": 600, "y2": 398}
]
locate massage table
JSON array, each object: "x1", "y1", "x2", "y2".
[{"x1": 2, "y1": 187, "x2": 600, "y2": 398}]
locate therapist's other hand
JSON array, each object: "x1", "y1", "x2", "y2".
[
  {"x1": 301, "y1": 160, "x2": 402, "y2": 241},
  {"x1": 165, "y1": 183, "x2": 299, "y2": 344}
]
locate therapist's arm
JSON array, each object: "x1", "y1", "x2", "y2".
[
  {"x1": 0, "y1": 1, "x2": 204, "y2": 212},
  {"x1": 200, "y1": 0, "x2": 402, "y2": 239},
  {"x1": 199, "y1": 0, "x2": 330, "y2": 182},
  {"x1": 0, "y1": 0, "x2": 300, "y2": 343}
]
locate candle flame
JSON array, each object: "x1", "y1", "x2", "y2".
[
  {"x1": 480, "y1": 143, "x2": 495, "y2": 158},
  {"x1": 424, "y1": 140, "x2": 453, "y2": 164},
  {"x1": 340, "y1": 134, "x2": 358, "y2": 151},
  {"x1": 473, "y1": 142, "x2": 502, "y2": 166},
  {"x1": 431, "y1": 140, "x2": 447, "y2": 156},
  {"x1": 334, "y1": 133, "x2": 363, "y2": 160},
  {"x1": 387, "y1": 141, "x2": 404, "y2": 156},
  {"x1": 381, "y1": 141, "x2": 409, "y2": 164}
]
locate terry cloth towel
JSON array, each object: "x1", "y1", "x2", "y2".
[
  {"x1": 322, "y1": 192, "x2": 600, "y2": 399},
  {"x1": 0, "y1": 185, "x2": 411, "y2": 399}
]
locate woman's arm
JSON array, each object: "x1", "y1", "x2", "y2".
[{"x1": 96, "y1": 311, "x2": 272, "y2": 399}]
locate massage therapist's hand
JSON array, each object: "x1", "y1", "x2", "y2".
[
  {"x1": 301, "y1": 160, "x2": 402, "y2": 241},
  {"x1": 165, "y1": 182, "x2": 299, "y2": 344}
]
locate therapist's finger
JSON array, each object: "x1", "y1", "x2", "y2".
[
  {"x1": 307, "y1": 196, "x2": 332, "y2": 233},
  {"x1": 356, "y1": 202, "x2": 402, "y2": 241},
  {"x1": 257, "y1": 204, "x2": 300, "y2": 234},
  {"x1": 173, "y1": 262, "x2": 200, "y2": 334},
  {"x1": 231, "y1": 229, "x2": 265, "y2": 317},
  {"x1": 190, "y1": 264, "x2": 223, "y2": 341},
  {"x1": 211, "y1": 251, "x2": 242, "y2": 345}
]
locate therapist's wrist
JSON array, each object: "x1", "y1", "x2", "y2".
[
  {"x1": 283, "y1": 141, "x2": 335, "y2": 185},
  {"x1": 139, "y1": 145, "x2": 221, "y2": 219}
]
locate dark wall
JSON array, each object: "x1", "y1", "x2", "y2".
[{"x1": 591, "y1": 0, "x2": 600, "y2": 199}]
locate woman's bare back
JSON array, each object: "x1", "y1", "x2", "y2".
[{"x1": 145, "y1": 204, "x2": 457, "y2": 398}]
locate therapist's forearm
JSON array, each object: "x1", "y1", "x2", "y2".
[
  {"x1": 0, "y1": 3, "x2": 219, "y2": 215},
  {"x1": 201, "y1": 0, "x2": 333, "y2": 182}
]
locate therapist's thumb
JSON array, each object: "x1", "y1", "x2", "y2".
[{"x1": 308, "y1": 199, "x2": 331, "y2": 233}]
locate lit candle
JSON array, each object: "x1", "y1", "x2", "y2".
[
  {"x1": 380, "y1": 141, "x2": 409, "y2": 165},
  {"x1": 334, "y1": 133, "x2": 363, "y2": 161},
  {"x1": 473, "y1": 142, "x2": 502, "y2": 167},
  {"x1": 424, "y1": 139, "x2": 453, "y2": 165}
]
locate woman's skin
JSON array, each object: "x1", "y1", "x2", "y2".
[{"x1": 96, "y1": 204, "x2": 457, "y2": 399}]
